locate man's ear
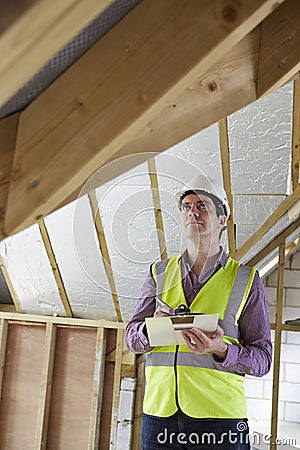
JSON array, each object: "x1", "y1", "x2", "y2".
[{"x1": 219, "y1": 215, "x2": 227, "y2": 228}]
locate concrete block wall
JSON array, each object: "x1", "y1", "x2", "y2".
[
  {"x1": 245, "y1": 249, "x2": 300, "y2": 424},
  {"x1": 115, "y1": 378, "x2": 136, "y2": 450}
]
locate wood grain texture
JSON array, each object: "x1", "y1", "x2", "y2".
[{"x1": 5, "y1": 0, "x2": 281, "y2": 235}]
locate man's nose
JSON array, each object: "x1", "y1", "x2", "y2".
[{"x1": 188, "y1": 203, "x2": 200, "y2": 215}]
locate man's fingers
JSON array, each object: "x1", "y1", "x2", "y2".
[{"x1": 154, "y1": 305, "x2": 173, "y2": 317}]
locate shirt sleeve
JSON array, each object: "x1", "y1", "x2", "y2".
[
  {"x1": 125, "y1": 268, "x2": 156, "y2": 354},
  {"x1": 219, "y1": 272, "x2": 272, "y2": 377}
]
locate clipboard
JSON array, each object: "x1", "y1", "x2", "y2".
[{"x1": 146, "y1": 313, "x2": 219, "y2": 346}]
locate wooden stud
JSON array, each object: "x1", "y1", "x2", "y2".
[
  {"x1": 88, "y1": 191, "x2": 123, "y2": 322},
  {"x1": 147, "y1": 158, "x2": 168, "y2": 260},
  {"x1": 235, "y1": 185, "x2": 300, "y2": 260},
  {"x1": 88, "y1": 327, "x2": 107, "y2": 450},
  {"x1": 257, "y1": 0, "x2": 300, "y2": 97},
  {"x1": 0, "y1": 254, "x2": 22, "y2": 313},
  {"x1": 0, "y1": 311, "x2": 126, "y2": 329},
  {"x1": 5, "y1": 0, "x2": 283, "y2": 235},
  {"x1": 218, "y1": 117, "x2": 236, "y2": 256},
  {"x1": 110, "y1": 328, "x2": 124, "y2": 450},
  {"x1": 132, "y1": 355, "x2": 146, "y2": 450},
  {"x1": 38, "y1": 218, "x2": 73, "y2": 318},
  {"x1": 247, "y1": 217, "x2": 300, "y2": 266},
  {"x1": 0, "y1": 318, "x2": 8, "y2": 405},
  {"x1": 0, "y1": 0, "x2": 115, "y2": 106},
  {"x1": 35, "y1": 322, "x2": 57, "y2": 449},
  {"x1": 270, "y1": 242, "x2": 285, "y2": 450},
  {"x1": 292, "y1": 78, "x2": 300, "y2": 192}
]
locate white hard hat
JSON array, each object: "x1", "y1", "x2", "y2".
[{"x1": 176, "y1": 175, "x2": 230, "y2": 218}]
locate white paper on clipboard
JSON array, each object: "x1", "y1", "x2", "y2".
[{"x1": 145, "y1": 314, "x2": 219, "y2": 347}]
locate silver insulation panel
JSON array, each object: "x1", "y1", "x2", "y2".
[{"x1": 0, "y1": 80, "x2": 297, "y2": 319}]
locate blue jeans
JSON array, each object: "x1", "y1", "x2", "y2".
[{"x1": 142, "y1": 412, "x2": 250, "y2": 450}]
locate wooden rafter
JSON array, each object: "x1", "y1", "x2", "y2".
[
  {"x1": 147, "y1": 159, "x2": 168, "y2": 260},
  {"x1": 88, "y1": 191, "x2": 123, "y2": 322},
  {"x1": 257, "y1": 0, "x2": 300, "y2": 97},
  {"x1": 5, "y1": 0, "x2": 283, "y2": 236},
  {"x1": 235, "y1": 186, "x2": 300, "y2": 260},
  {"x1": 248, "y1": 217, "x2": 300, "y2": 266},
  {"x1": 218, "y1": 118, "x2": 236, "y2": 255},
  {"x1": 292, "y1": 78, "x2": 300, "y2": 191},
  {"x1": 0, "y1": 114, "x2": 19, "y2": 240},
  {"x1": 38, "y1": 218, "x2": 73, "y2": 318},
  {"x1": 0, "y1": 0, "x2": 115, "y2": 107},
  {"x1": 57, "y1": 29, "x2": 261, "y2": 211}
]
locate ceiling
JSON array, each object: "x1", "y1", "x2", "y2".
[{"x1": 0, "y1": 0, "x2": 300, "y2": 321}]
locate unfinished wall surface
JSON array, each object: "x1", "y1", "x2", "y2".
[{"x1": 0, "y1": 316, "x2": 134, "y2": 450}]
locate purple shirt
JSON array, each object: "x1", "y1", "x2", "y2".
[{"x1": 125, "y1": 248, "x2": 272, "y2": 377}]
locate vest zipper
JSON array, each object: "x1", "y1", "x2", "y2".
[{"x1": 174, "y1": 345, "x2": 180, "y2": 410}]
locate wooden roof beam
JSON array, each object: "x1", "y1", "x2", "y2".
[
  {"x1": 0, "y1": 0, "x2": 115, "y2": 107},
  {"x1": 5, "y1": 0, "x2": 284, "y2": 236},
  {"x1": 257, "y1": 0, "x2": 300, "y2": 97},
  {"x1": 0, "y1": 114, "x2": 19, "y2": 240}
]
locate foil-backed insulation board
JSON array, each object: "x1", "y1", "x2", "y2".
[
  {"x1": 45, "y1": 196, "x2": 117, "y2": 320},
  {"x1": 0, "y1": 224, "x2": 66, "y2": 316},
  {"x1": 95, "y1": 162, "x2": 159, "y2": 321},
  {"x1": 0, "y1": 0, "x2": 141, "y2": 119},
  {"x1": 0, "y1": 83, "x2": 298, "y2": 318}
]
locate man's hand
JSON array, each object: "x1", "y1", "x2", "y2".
[
  {"x1": 154, "y1": 305, "x2": 174, "y2": 317},
  {"x1": 181, "y1": 324, "x2": 228, "y2": 360}
]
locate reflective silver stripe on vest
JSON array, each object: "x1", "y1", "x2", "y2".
[
  {"x1": 219, "y1": 264, "x2": 253, "y2": 340},
  {"x1": 146, "y1": 351, "x2": 242, "y2": 375}
]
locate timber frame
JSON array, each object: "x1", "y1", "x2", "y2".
[{"x1": 0, "y1": 2, "x2": 300, "y2": 450}]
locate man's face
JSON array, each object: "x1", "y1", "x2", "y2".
[{"x1": 180, "y1": 193, "x2": 226, "y2": 241}]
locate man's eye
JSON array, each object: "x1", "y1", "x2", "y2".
[{"x1": 182, "y1": 204, "x2": 190, "y2": 210}]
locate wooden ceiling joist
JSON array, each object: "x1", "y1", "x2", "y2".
[
  {"x1": 257, "y1": 0, "x2": 300, "y2": 97},
  {"x1": 0, "y1": 0, "x2": 115, "y2": 107},
  {"x1": 5, "y1": 0, "x2": 284, "y2": 236}
]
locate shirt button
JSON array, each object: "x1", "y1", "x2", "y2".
[{"x1": 193, "y1": 288, "x2": 198, "y2": 293}]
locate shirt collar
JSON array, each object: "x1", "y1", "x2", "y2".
[{"x1": 179, "y1": 247, "x2": 228, "y2": 270}]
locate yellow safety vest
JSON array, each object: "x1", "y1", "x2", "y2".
[{"x1": 143, "y1": 255, "x2": 256, "y2": 419}]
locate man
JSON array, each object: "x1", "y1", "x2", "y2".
[{"x1": 125, "y1": 175, "x2": 272, "y2": 450}]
